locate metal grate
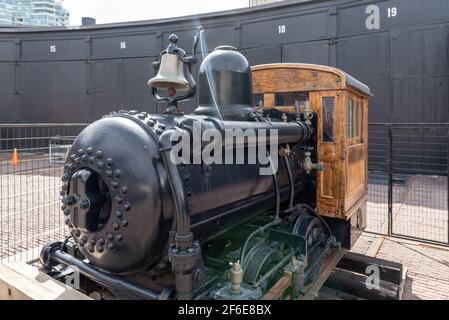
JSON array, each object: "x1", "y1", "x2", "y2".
[
  {"x1": 366, "y1": 124, "x2": 389, "y2": 234},
  {"x1": 367, "y1": 123, "x2": 449, "y2": 246},
  {"x1": 390, "y1": 125, "x2": 449, "y2": 244},
  {"x1": 0, "y1": 124, "x2": 87, "y2": 263}
]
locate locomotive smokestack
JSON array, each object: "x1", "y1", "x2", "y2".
[{"x1": 194, "y1": 46, "x2": 255, "y2": 121}]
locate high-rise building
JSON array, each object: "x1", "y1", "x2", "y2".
[
  {"x1": 249, "y1": 0, "x2": 283, "y2": 7},
  {"x1": 0, "y1": 0, "x2": 69, "y2": 27}
]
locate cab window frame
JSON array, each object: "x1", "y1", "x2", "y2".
[
  {"x1": 322, "y1": 96, "x2": 335, "y2": 143},
  {"x1": 348, "y1": 95, "x2": 364, "y2": 146}
]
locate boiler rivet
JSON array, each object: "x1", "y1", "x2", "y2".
[
  {"x1": 123, "y1": 202, "x2": 131, "y2": 211},
  {"x1": 115, "y1": 196, "x2": 123, "y2": 204},
  {"x1": 106, "y1": 158, "x2": 113, "y2": 167},
  {"x1": 96, "y1": 161, "x2": 104, "y2": 169},
  {"x1": 114, "y1": 169, "x2": 122, "y2": 178},
  {"x1": 120, "y1": 186, "x2": 128, "y2": 195}
]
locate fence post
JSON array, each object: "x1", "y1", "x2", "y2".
[
  {"x1": 447, "y1": 128, "x2": 449, "y2": 245},
  {"x1": 387, "y1": 124, "x2": 393, "y2": 236}
]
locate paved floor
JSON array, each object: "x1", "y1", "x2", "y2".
[
  {"x1": 367, "y1": 172, "x2": 448, "y2": 243},
  {"x1": 0, "y1": 157, "x2": 67, "y2": 261},
  {"x1": 352, "y1": 233, "x2": 449, "y2": 300}
]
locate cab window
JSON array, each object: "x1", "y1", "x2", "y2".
[
  {"x1": 274, "y1": 92, "x2": 309, "y2": 107},
  {"x1": 348, "y1": 97, "x2": 364, "y2": 145},
  {"x1": 322, "y1": 97, "x2": 335, "y2": 143},
  {"x1": 348, "y1": 98, "x2": 354, "y2": 141}
]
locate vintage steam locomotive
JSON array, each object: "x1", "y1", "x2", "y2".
[{"x1": 40, "y1": 30, "x2": 371, "y2": 300}]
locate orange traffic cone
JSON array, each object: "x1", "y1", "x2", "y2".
[{"x1": 10, "y1": 148, "x2": 20, "y2": 166}]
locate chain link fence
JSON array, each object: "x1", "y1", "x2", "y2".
[
  {"x1": 367, "y1": 123, "x2": 449, "y2": 246},
  {"x1": 1, "y1": 122, "x2": 448, "y2": 265},
  {"x1": 0, "y1": 124, "x2": 87, "y2": 263}
]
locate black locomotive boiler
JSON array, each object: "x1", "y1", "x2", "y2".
[{"x1": 40, "y1": 31, "x2": 343, "y2": 300}]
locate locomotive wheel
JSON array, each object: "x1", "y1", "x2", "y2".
[
  {"x1": 292, "y1": 213, "x2": 325, "y2": 249},
  {"x1": 292, "y1": 213, "x2": 326, "y2": 284},
  {"x1": 242, "y1": 243, "x2": 283, "y2": 290}
]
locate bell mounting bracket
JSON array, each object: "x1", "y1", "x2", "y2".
[{"x1": 151, "y1": 26, "x2": 202, "y2": 114}]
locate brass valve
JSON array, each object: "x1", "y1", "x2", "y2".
[
  {"x1": 229, "y1": 261, "x2": 243, "y2": 294},
  {"x1": 301, "y1": 152, "x2": 325, "y2": 174},
  {"x1": 302, "y1": 101, "x2": 314, "y2": 126}
]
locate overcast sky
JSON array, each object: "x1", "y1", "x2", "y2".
[{"x1": 63, "y1": 0, "x2": 250, "y2": 26}]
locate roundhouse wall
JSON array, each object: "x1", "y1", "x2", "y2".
[{"x1": 0, "y1": 0, "x2": 448, "y2": 125}]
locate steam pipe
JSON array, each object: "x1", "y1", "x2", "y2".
[
  {"x1": 284, "y1": 155, "x2": 295, "y2": 209},
  {"x1": 50, "y1": 249, "x2": 168, "y2": 300},
  {"x1": 271, "y1": 154, "x2": 281, "y2": 219},
  {"x1": 159, "y1": 129, "x2": 199, "y2": 300},
  {"x1": 220, "y1": 121, "x2": 311, "y2": 145},
  {"x1": 159, "y1": 129, "x2": 191, "y2": 239},
  {"x1": 180, "y1": 118, "x2": 312, "y2": 147}
]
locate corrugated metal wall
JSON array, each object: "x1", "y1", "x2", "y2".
[{"x1": 0, "y1": 0, "x2": 448, "y2": 124}]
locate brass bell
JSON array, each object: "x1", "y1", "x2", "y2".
[{"x1": 148, "y1": 53, "x2": 190, "y2": 91}]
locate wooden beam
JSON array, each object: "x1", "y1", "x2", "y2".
[
  {"x1": 300, "y1": 248, "x2": 346, "y2": 300},
  {"x1": 262, "y1": 272, "x2": 292, "y2": 300},
  {"x1": 0, "y1": 263, "x2": 91, "y2": 300},
  {"x1": 337, "y1": 251, "x2": 402, "y2": 285},
  {"x1": 365, "y1": 235, "x2": 385, "y2": 257},
  {"x1": 325, "y1": 268, "x2": 399, "y2": 300}
]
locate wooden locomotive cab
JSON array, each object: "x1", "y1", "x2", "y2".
[{"x1": 252, "y1": 64, "x2": 373, "y2": 248}]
